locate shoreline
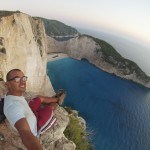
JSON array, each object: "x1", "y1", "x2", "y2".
[
  {"x1": 47, "y1": 53, "x2": 69, "y2": 62},
  {"x1": 47, "y1": 53, "x2": 150, "y2": 88}
]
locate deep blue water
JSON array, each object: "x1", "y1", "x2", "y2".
[{"x1": 47, "y1": 58, "x2": 150, "y2": 150}]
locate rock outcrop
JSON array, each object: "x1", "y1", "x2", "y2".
[
  {"x1": 0, "y1": 11, "x2": 75, "y2": 150},
  {"x1": 46, "y1": 35, "x2": 150, "y2": 88},
  {"x1": 0, "y1": 104, "x2": 75, "y2": 150}
]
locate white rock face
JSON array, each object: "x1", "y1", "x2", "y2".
[
  {"x1": 47, "y1": 35, "x2": 150, "y2": 88},
  {"x1": 0, "y1": 12, "x2": 76, "y2": 150},
  {"x1": 47, "y1": 35, "x2": 100, "y2": 59},
  {"x1": 0, "y1": 12, "x2": 54, "y2": 96}
]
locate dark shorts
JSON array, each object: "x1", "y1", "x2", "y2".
[{"x1": 28, "y1": 97, "x2": 56, "y2": 135}]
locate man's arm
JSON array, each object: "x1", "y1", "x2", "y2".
[
  {"x1": 38, "y1": 95, "x2": 58, "y2": 104},
  {"x1": 15, "y1": 118, "x2": 43, "y2": 150},
  {"x1": 38, "y1": 90, "x2": 66, "y2": 104}
]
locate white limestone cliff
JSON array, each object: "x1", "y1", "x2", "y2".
[
  {"x1": 0, "y1": 12, "x2": 75, "y2": 150},
  {"x1": 0, "y1": 12, "x2": 54, "y2": 96}
]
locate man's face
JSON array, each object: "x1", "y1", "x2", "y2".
[{"x1": 6, "y1": 71, "x2": 27, "y2": 96}]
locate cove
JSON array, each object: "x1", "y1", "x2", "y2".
[{"x1": 47, "y1": 58, "x2": 150, "y2": 150}]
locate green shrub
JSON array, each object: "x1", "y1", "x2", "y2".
[
  {"x1": 35, "y1": 17, "x2": 78, "y2": 36},
  {"x1": 64, "y1": 107, "x2": 93, "y2": 150}
]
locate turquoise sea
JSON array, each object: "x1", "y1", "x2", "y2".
[{"x1": 47, "y1": 58, "x2": 150, "y2": 150}]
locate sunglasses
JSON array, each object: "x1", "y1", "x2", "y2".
[{"x1": 8, "y1": 76, "x2": 28, "y2": 82}]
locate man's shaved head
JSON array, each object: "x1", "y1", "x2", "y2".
[{"x1": 6, "y1": 69, "x2": 22, "y2": 81}]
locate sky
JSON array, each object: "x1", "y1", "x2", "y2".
[{"x1": 0, "y1": 0, "x2": 150, "y2": 75}]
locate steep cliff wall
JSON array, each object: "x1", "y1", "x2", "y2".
[
  {"x1": 0, "y1": 12, "x2": 54, "y2": 95},
  {"x1": 47, "y1": 35, "x2": 150, "y2": 88},
  {"x1": 0, "y1": 12, "x2": 75, "y2": 150}
]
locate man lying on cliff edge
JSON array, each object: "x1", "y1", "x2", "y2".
[{"x1": 4, "y1": 69, "x2": 66, "y2": 150}]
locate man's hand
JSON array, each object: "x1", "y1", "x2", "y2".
[
  {"x1": 38, "y1": 89, "x2": 66, "y2": 105},
  {"x1": 15, "y1": 118, "x2": 44, "y2": 150}
]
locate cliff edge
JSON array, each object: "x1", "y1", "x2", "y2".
[{"x1": 0, "y1": 11, "x2": 75, "y2": 150}]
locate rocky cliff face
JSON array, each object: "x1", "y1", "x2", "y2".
[
  {"x1": 0, "y1": 12, "x2": 54, "y2": 95},
  {"x1": 0, "y1": 12, "x2": 75, "y2": 150},
  {"x1": 47, "y1": 35, "x2": 150, "y2": 88},
  {"x1": 0, "y1": 102, "x2": 75, "y2": 150}
]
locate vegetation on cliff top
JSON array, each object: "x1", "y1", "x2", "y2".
[
  {"x1": 83, "y1": 35, "x2": 150, "y2": 83},
  {"x1": 0, "y1": 10, "x2": 20, "y2": 19},
  {"x1": 35, "y1": 17, "x2": 78, "y2": 37},
  {"x1": 64, "y1": 107, "x2": 93, "y2": 150}
]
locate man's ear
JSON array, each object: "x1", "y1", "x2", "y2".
[{"x1": 5, "y1": 82, "x2": 10, "y2": 88}]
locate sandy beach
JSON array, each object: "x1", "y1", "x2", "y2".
[{"x1": 47, "y1": 53, "x2": 69, "y2": 62}]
